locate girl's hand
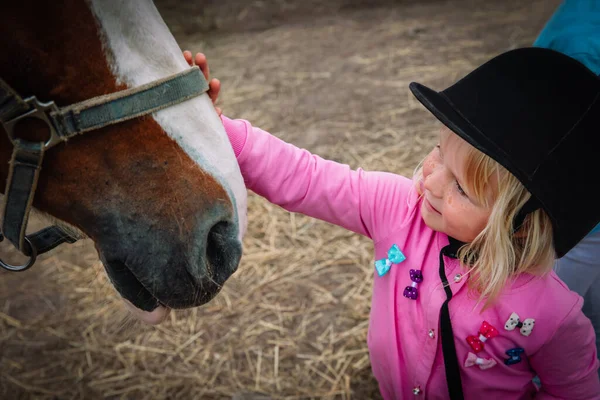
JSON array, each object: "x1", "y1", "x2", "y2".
[{"x1": 183, "y1": 50, "x2": 222, "y2": 117}]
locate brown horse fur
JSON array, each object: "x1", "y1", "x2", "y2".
[{"x1": 0, "y1": 1, "x2": 242, "y2": 313}]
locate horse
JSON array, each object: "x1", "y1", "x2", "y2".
[{"x1": 0, "y1": 0, "x2": 248, "y2": 324}]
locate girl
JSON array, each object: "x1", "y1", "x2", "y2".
[{"x1": 186, "y1": 47, "x2": 600, "y2": 398}]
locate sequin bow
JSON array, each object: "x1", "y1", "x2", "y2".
[
  {"x1": 504, "y1": 347, "x2": 525, "y2": 366},
  {"x1": 403, "y1": 269, "x2": 423, "y2": 300},
  {"x1": 466, "y1": 321, "x2": 499, "y2": 353},
  {"x1": 504, "y1": 312, "x2": 535, "y2": 336},
  {"x1": 464, "y1": 352, "x2": 497, "y2": 370},
  {"x1": 374, "y1": 244, "x2": 406, "y2": 277}
]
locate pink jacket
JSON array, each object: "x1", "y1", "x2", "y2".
[{"x1": 222, "y1": 115, "x2": 600, "y2": 399}]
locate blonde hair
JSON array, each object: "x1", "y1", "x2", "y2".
[{"x1": 414, "y1": 142, "x2": 555, "y2": 308}]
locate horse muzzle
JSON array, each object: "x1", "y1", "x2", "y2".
[{"x1": 95, "y1": 205, "x2": 242, "y2": 320}]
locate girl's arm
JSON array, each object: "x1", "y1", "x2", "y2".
[
  {"x1": 222, "y1": 116, "x2": 415, "y2": 241},
  {"x1": 529, "y1": 299, "x2": 600, "y2": 399}
]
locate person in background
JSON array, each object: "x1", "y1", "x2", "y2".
[{"x1": 533, "y1": 0, "x2": 600, "y2": 378}]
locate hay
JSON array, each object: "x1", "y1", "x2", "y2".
[{"x1": 1, "y1": 0, "x2": 560, "y2": 398}]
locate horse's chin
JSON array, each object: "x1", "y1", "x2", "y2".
[{"x1": 123, "y1": 299, "x2": 171, "y2": 325}]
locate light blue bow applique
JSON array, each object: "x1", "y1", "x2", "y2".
[{"x1": 374, "y1": 244, "x2": 406, "y2": 277}]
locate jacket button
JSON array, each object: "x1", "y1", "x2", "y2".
[
  {"x1": 413, "y1": 386, "x2": 422, "y2": 395},
  {"x1": 428, "y1": 329, "x2": 435, "y2": 339},
  {"x1": 454, "y1": 273, "x2": 462, "y2": 283}
]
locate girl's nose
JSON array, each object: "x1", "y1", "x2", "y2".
[{"x1": 423, "y1": 165, "x2": 448, "y2": 199}]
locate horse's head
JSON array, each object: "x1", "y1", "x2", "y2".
[{"x1": 0, "y1": 0, "x2": 247, "y2": 324}]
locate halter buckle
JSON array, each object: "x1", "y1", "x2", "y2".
[{"x1": 2, "y1": 96, "x2": 62, "y2": 150}]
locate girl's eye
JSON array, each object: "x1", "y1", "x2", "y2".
[{"x1": 455, "y1": 180, "x2": 467, "y2": 197}]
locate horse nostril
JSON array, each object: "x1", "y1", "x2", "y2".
[{"x1": 202, "y1": 219, "x2": 242, "y2": 285}]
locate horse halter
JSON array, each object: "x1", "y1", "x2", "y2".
[{"x1": 0, "y1": 66, "x2": 209, "y2": 271}]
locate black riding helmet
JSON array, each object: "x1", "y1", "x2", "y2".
[{"x1": 409, "y1": 47, "x2": 600, "y2": 258}]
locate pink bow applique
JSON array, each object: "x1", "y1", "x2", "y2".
[{"x1": 464, "y1": 352, "x2": 497, "y2": 370}]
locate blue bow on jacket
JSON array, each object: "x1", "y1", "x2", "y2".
[
  {"x1": 504, "y1": 347, "x2": 525, "y2": 366},
  {"x1": 374, "y1": 244, "x2": 406, "y2": 277}
]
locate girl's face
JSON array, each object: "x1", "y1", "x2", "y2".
[{"x1": 420, "y1": 128, "x2": 494, "y2": 243}]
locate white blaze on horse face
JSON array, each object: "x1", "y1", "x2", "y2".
[{"x1": 87, "y1": 0, "x2": 248, "y2": 240}]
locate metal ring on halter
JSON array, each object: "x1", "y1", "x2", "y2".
[{"x1": 0, "y1": 236, "x2": 38, "y2": 272}]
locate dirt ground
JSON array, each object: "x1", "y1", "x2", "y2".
[{"x1": 0, "y1": 0, "x2": 561, "y2": 398}]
